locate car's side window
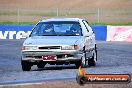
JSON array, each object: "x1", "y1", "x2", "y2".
[
  {"x1": 82, "y1": 20, "x2": 89, "y2": 32},
  {"x1": 83, "y1": 20, "x2": 93, "y2": 33}
]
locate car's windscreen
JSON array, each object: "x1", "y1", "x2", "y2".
[{"x1": 30, "y1": 21, "x2": 82, "y2": 36}]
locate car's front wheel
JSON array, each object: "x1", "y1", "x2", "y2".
[
  {"x1": 75, "y1": 60, "x2": 81, "y2": 68},
  {"x1": 75, "y1": 48, "x2": 87, "y2": 68},
  {"x1": 21, "y1": 60, "x2": 31, "y2": 71},
  {"x1": 88, "y1": 45, "x2": 97, "y2": 66}
]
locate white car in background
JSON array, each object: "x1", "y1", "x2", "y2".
[{"x1": 21, "y1": 18, "x2": 97, "y2": 71}]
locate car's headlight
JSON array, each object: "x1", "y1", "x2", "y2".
[
  {"x1": 61, "y1": 45, "x2": 80, "y2": 50},
  {"x1": 22, "y1": 46, "x2": 38, "y2": 50}
]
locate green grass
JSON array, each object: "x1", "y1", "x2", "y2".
[
  {"x1": 0, "y1": 11, "x2": 17, "y2": 16},
  {"x1": 91, "y1": 22, "x2": 132, "y2": 26},
  {"x1": 0, "y1": 11, "x2": 96, "y2": 17},
  {"x1": 0, "y1": 21, "x2": 132, "y2": 26},
  {"x1": 0, "y1": 22, "x2": 36, "y2": 25},
  {"x1": 58, "y1": 12, "x2": 96, "y2": 16},
  {"x1": 0, "y1": 10, "x2": 131, "y2": 26},
  {"x1": 24, "y1": 12, "x2": 57, "y2": 17}
]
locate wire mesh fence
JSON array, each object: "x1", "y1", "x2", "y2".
[{"x1": 0, "y1": 8, "x2": 132, "y2": 24}]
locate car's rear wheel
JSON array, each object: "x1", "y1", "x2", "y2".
[
  {"x1": 88, "y1": 57, "x2": 96, "y2": 66},
  {"x1": 21, "y1": 60, "x2": 31, "y2": 71},
  {"x1": 37, "y1": 63, "x2": 46, "y2": 69}
]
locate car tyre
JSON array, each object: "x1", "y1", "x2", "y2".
[
  {"x1": 75, "y1": 61, "x2": 81, "y2": 68},
  {"x1": 75, "y1": 47, "x2": 87, "y2": 68},
  {"x1": 21, "y1": 60, "x2": 31, "y2": 71},
  {"x1": 88, "y1": 45, "x2": 97, "y2": 66},
  {"x1": 88, "y1": 58, "x2": 96, "y2": 66},
  {"x1": 81, "y1": 47, "x2": 88, "y2": 67},
  {"x1": 81, "y1": 52, "x2": 87, "y2": 68}
]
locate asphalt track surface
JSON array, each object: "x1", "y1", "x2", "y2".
[{"x1": 0, "y1": 39, "x2": 132, "y2": 86}]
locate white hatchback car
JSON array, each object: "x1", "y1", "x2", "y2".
[{"x1": 21, "y1": 18, "x2": 97, "y2": 71}]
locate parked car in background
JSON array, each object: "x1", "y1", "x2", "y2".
[{"x1": 21, "y1": 18, "x2": 97, "y2": 71}]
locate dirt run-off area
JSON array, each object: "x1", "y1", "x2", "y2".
[
  {"x1": 0, "y1": 0, "x2": 132, "y2": 9},
  {"x1": 0, "y1": 0, "x2": 132, "y2": 23}
]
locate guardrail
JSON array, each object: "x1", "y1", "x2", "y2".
[{"x1": 0, "y1": 25, "x2": 131, "y2": 42}]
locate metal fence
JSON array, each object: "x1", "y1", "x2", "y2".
[{"x1": 0, "y1": 8, "x2": 132, "y2": 24}]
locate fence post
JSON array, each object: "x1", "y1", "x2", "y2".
[
  {"x1": 57, "y1": 8, "x2": 59, "y2": 17},
  {"x1": 17, "y1": 8, "x2": 20, "y2": 24},
  {"x1": 17, "y1": 8, "x2": 20, "y2": 30},
  {"x1": 97, "y1": 8, "x2": 100, "y2": 23}
]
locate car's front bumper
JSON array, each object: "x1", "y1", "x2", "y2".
[{"x1": 22, "y1": 50, "x2": 83, "y2": 61}]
